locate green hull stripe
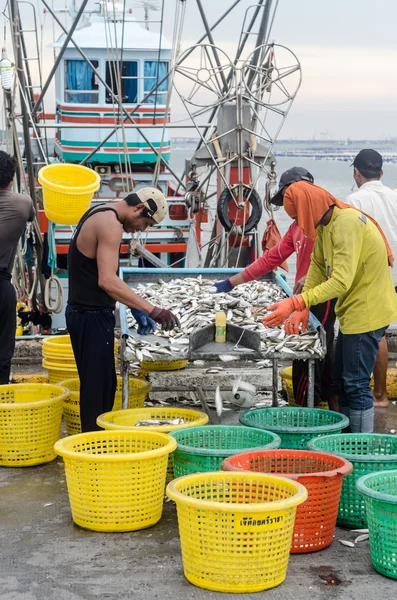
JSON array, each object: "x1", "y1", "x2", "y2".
[
  {"x1": 57, "y1": 149, "x2": 171, "y2": 164},
  {"x1": 59, "y1": 111, "x2": 168, "y2": 118}
]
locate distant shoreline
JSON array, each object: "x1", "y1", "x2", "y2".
[{"x1": 170, "y1": 138, "x2": 397, "y2": 144}]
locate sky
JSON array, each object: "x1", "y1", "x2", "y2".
[{"x1": 3, "y1": 0, "x2": 397, "y2": 140}]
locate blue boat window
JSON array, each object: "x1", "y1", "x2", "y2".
[
  {"x1": 106, "y1": 61, "x2": 138, "y2": 104},
  {"x1": 143, "y1": 61, "x2": 168, "y2": 104},
  {"x1": 65, "y1": 60, "x2": 99, "y2": 104}
]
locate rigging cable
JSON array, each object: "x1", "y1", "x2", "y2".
[
  {"x1": 152, "y1": 0, "x2": 186, "y2": 188},
  {"x1": 104, "y1": 1, "x2": 124, "y2": 177},
  {"x1": 110, "y1": 0, "x2": 133, "y2": 179}
]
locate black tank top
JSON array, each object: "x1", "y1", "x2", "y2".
[{"x1": 68, "y1": 206, "x2": 120, "y2": 310}]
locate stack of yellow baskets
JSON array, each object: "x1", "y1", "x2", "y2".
[
  {"x1": 42, "y1": 335, "x2": 78, "y2": 383},
  {"x1": 42, "y1": 335, "x2": 118, "y2": 383},
  {"x1": 60, "y1": 376, "x2": 152, "y2": 436}
]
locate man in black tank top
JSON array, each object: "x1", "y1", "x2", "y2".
[{"x1": 66, "y1": 187, "x2": 179, "y2": 432}]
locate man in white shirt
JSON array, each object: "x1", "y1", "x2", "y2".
[{"x1": 346, "y1": 149, "x2": 397, "y2": 408}]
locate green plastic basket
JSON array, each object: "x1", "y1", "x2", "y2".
[
  {"x1": 170, "y1": 425, "x2": 281, "y2": 478},
  {"x1": 356, "y1": 470, "x2": 397, "y2": 579},
  {"x1": 240, "y1": 407, "x2": 349, "y2": 450},
  {"x1": 308, "y1": 434, "x2": 397, "y2": 528}
]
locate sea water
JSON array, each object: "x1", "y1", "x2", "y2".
[{"x1": 170, "y1": 140, "x2": 397, "y2": 284}]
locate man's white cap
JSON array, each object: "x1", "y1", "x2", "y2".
[{"x1": 136, "y1": 187, "x2": 167, "y2": 224}]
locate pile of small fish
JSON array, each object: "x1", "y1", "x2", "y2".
[
  {"x1": 135, "y1": 418, "x2": 185, "y2": 427},
  {"x1": 125, "y1": 276, "x2": 322, "y2": 362}
]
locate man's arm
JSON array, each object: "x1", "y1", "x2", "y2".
[
  {"x1": 302, "y1": 217, "x2": 364, "y2": 308},
  {"x1": 228, "y1": 226, "x2": 295, "y2": 287},
  {"x1": 96, "y1": 221, "x2": 155, "y2": 313}
]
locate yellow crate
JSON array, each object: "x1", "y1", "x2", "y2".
[
  {"x1": 279, "y1": 366, "x2": 329, "y2": 410},
  {"x1": 167, "y1": 471, "x2": 307, "y2": 593},
  {"x1": 59, "y1": 376, "x2": 152, "y2": 436},
  {"x1": 140, "y1": 359, "x2": 188, "y2": 371},
  {"x1": 55, "y1": 430, "x2": 177, "y2": 532},
  {"x1": 38, "y1": 163, "x2": 100, "y2": 225},
  {"x1": 0, "y1": 383, "x2": 67, "y2": 466}
]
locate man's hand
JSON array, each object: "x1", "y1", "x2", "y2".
[
  {"x1": 149, "y1": 306, "x2": 180, "y2": 331},
  {"x1": 209, "y1": 279, "x2": 234, "y2": 294},
  {"x1": 284, "y1": 309, "x2": 310, "y2": 334},
  {"x1": 130, "y1": 308, "x2": 156, "y2": 335},
  {"x1": 262, "y1": 295, "x2": 306, "y2": 327},
  {"x1": 293, "y1": 276, "x2": 306, "y2": 295}
]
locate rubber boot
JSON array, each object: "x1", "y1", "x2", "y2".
[{"x1": 348, "y1": 407, "x2": 374, "y2": 433}]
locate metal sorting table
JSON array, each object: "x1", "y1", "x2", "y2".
[{"x1": 119, "y1": 268, "x2": 326, "y2": 413}]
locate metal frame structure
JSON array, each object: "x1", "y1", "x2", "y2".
[
  {"x1": 8, "y1": 1, "x2": 289, "y2": 193},
  {"x1": 118, "y1": 268, "x2": 325, "y2": 411},
  {"x1": 5, "y1": 0, "x2": 307, "y2": 342}
]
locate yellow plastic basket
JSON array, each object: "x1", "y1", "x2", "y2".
[
  {"x1": 60, "y1": 377, "x2": 152, "y2": 435},
  {"x1": 97, "y1": 407, "x2": 208, "y2": 432},
  {"x1": 43, "y1": 359, "x2": 79, "y2": 384},
  {"x1": 42, "y1": 335, "x2": 117, "y2": 359},
  {"x1": 97, "y1": 407, "x2": 209, "y2": 484},
  {"x1": 55, "y1": 430, "x2": 177, "y2": 532},
  {"x1": 0, "y1": 383, "x2": 67, "y2": 466},
  {"x1": 42, "y1": 354, "x2": 77, "y2": 366},
  {"x1": 140, "y1": 359, "x2": 188, "y2": 371},
  {"x1": 38, "y1": 163, "x2": 101, "y2": 225},
  {"x1": 167, "y1": 471, "x2": 307, "y2": 593},
  {"x1": 42, "y1": 335, "x2": 75, "y2": 359},
  {"x1": 280, "y1": 366, "x2": 329, "y2": 410}
]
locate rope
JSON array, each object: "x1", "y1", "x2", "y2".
[
  {"x1": 103, "y1": 2, "x2": 124, "y2": 178},
  {"x1": 44, "y1": 275, "x2": 63, "y2": 313},
  {"x1": 110, "y1": 1, "x2": 133, "y2": 178},
  {"x1": 152, "y1": 0, "x2": 186, "y2": 187},
  {"x1": 12, "y1": 242, "x2": 38, "y2": 302},
  {"x1": 152, "y1": 0, "x2": 165, "y2": 123}
]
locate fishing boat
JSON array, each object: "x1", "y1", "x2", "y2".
[{"x1": 2, "y1": 0, "x2": 301, "y2": 333}]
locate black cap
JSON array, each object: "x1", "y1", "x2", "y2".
[
  {"x1": 270, "y1": 167, "x2": 314, "y2": 206},
  {"x1": 351, "y1": 149, "x2": 383, "y2": 176}
]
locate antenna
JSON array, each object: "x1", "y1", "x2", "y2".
[{"x1": 133, "y1": 0, "x2": 159, "y2": 30}]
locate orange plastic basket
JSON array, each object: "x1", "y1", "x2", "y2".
[{"x1": 222, "y1": 449, "x2": 353, "y2": 553}]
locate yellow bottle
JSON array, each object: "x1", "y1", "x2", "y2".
[{"x1": 215, "y1": 311, "x2": 226, "y2": 343}]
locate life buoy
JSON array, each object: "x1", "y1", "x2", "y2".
[{"x1": 217, "y1": 186, "x2": 262, "y2": 233}]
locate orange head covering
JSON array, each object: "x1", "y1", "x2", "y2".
[{"x1": 283, "y1": 181, "x2": 394, "y2": 266}]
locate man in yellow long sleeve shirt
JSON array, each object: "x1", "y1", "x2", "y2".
[{"x1": 264, "y1": 180, "x2": 397, "y2": 433}]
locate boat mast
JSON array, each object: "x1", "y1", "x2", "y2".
[{"x1": 9, "y1": 0, "x2": 37, "y2": 211}]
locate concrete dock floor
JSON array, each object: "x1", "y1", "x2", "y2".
[{"x1": 1, "y1": 404, "x2": 397, "y2": 600}]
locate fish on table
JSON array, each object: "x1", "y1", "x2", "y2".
[{"x1": 125, "y1": 276, "x2": 322, "y2": 363}]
